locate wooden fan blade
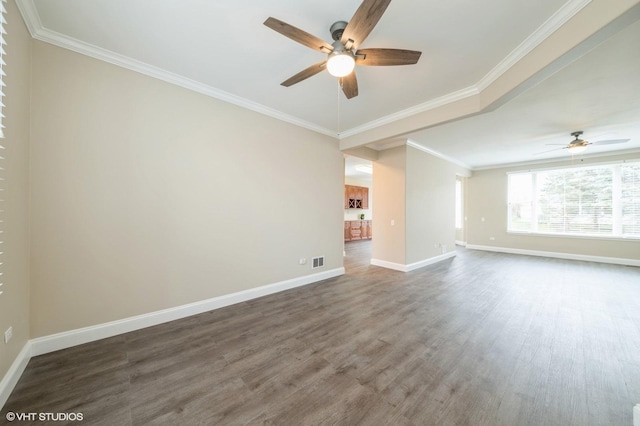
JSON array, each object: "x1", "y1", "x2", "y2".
[
  {"x1": 340, "y1": 71, "x2": 358, "y2": 99},
  {"x1": 264, "y1": 17, "x2": 333, "y2": 53},
  {"x1": 341, "y1": 0, "x2": 392, "y2": 49},
  {"x1": 281, "y1": 61, "x2": 327, "y2": 87},
  {"x1": 591, "y1": 138, "x2": 630, "y2": 145},
  {"x1": 355, "y1": 48, "x2": 421, "y2": 66}
]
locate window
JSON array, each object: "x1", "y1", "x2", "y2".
[
  {"x1": 621, "y1": 164, "x2": 640, "y2": 235},
  {"x1": 455, "y1": 179, "x2": 463, "y2": 229},
  {"x1": 507, "y1": 162, "x2": 640, "y2": 238}
]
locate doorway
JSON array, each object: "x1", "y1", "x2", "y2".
[{"x1": 344, "y1": 155, "x2": 373, "y2": 271}]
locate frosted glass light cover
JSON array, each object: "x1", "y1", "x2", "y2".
[{"x1": 327, "y1": 54, "x2": 355, "y2": 77}]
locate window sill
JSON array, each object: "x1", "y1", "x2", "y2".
[{"x1": 507, "y1": 231, "x2": 640, "y2": 243}]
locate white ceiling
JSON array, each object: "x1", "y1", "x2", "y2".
[
  {"x1": 345, "y1": 156, "x2": 373, "y2": 181},
  {"x1": 17, "y1": 0, "x2": 640, "y2": 169},
  {"x1": 400, "y1": 18, "x2": 640, "y2": 169}
]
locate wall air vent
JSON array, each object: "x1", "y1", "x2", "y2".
[{"x1": 312, "y1": 256, "x2": 325, "y2": 269}]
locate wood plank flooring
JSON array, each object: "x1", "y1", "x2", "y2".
[{"x1": 2, "y1": 241, "x2": 640, "y2": 425}]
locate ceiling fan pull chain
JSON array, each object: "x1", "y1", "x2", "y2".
[{"x1": 337, "y1": 78, "x2": 342, "y2": 132}]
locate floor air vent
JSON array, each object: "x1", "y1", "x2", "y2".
[{"x1": 312, "y1": 256, "x2": 325, "y2": 269}]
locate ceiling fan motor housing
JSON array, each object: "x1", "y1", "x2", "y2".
[
  {"x1": 263, "y1": 0, "x2": 422, "y2": 99},
  {"x1": 330, "y1": 21, "x2": 348, "y2": 41},
  {"x1": 570, "y1": 131, "x2": 586, "y2": 145}
]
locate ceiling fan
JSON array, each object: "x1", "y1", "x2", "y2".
[
  {"x1": 537, "y1": 131, "x2": 630, "y2": 155},
  {"x1": 264, "y1": 0, "x2": 421, "y2": 99}
]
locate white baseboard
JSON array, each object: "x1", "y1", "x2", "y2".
[
  {"x1": 371, "y1": 251, "x2": 456, "y2": 272},
  {"x1": 29, "y1": 267, "x2": 344, "y2": 357},
  {"x1": 466, "y1": 244, "x2": 640, "y2": 267},
  {"x1": 370, "y1": 258, "x2": 407, "y2": 272},
  {"x1": 2, "y1": 268, "x2": 343, "y2": 408},
  {"x1": 0, "y1": 342, "x2": 32, "y2": 410},
  {"x1": 455, "y1": 240, "x2": 467, "y2": 247}
]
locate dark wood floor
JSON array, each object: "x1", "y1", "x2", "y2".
[{"x1": 3, "y1": 241, "x2": 640, "y2": 425}]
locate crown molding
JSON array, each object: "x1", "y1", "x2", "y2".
[
  {"x1": 338, "y1": 0, "x2": 592, "y2": 138},
  {"x1": 16, "y1": 0, "x2": 592, "y2": 142},
  {"x1": 476, "y1": 0, "x2": 592, "y2": 91},
  {"x1": 14, "y1": 0, "x2": 40, "y2": 37},
  {"x1": 406, "y1": 139, "x2": 472, "y2": 171},
  {"x1": 15, "y1": 0, "x2": 338, "y2": 139},
  {"x1": 338, "y1": 86, "x2": 480, "y2": 139},
  {"x1": 471, "y1": 147, "x2": 640, "y2": 172}
]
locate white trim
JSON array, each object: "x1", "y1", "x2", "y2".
[
  {"x1": 407, "y1": 140, "x2": 472, "y2": 171},
  {"x1": 506, "y1": 156, "x2": 640, "y2": 175},
  {"x1": 1, "y1": 268, "x2": 343, "y2": 408},
  {"x1": 29, "y1": 267, "x2": 344, "y2": 357},
  {"x1": 507, "y1": 231, "x2": 640, "y2": 243},
  {"x1": 15, "y1": 0, "x2": 593, "y2": 142},
  {"x1": 472, "y1": 148, "x2": 640, "y2": 172},
  {"x1": 477, "y1": 0, "x2": 592, "y2": 91},
  {"x1": 455, "y1": 240, "x2": 467, "y2": 247},
  {"x1": 0, "y1": 342, "x2": 32, "y2": 410},
  {"x1": 14, "y1": 0, "x2": 40, "y2": 37},
  {"x1": 339, "y1": 86, "x2": 479, "y2": 139},
  {"x1": 466, "y1": 244, "x2": 640, "y2": 267},
  {"x1": 405, "y1": 251, "x2": 456, "y2": 271},
  {"x1": 371, "y1": 251, "x2": 456, "y2": 272},
  {"x1": 370, "y1": 258, "x2": 408, "y2": 272},
  {"x1": 14, "y1": 0, "x2": 337, "y2": 139}
]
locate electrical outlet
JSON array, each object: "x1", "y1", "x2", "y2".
[
  {"x1": 299, "y1": 258, "x2": 306, "y2": 265},
  {"x1": 4, "y1": 326, "x2": 12, "y2": 344}
]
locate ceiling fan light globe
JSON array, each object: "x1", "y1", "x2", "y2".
[
  {"x1": 327, "y1": 53, "x2": 355, "y2": 77},
  {"x1": 568, "y1": 145, "x2": 587, "y2": 154}
]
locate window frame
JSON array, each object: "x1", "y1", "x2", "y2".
[{"x1": 506, "y1": 160, "x2": 640, "y2": 241}]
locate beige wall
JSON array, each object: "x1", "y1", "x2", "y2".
[
  {"x1": 406, "y1": 146, "x2": 459, "y2": 264},
  {"x1": 29, "y1": 41, "x2": 344, "y2": 337},
  {"x1": 372, "y1": 146, "x2": 406, "y2": 264},
  {"x1": 372, "y1": 145, "x2": 465, "y2": 267},
  {"x1": 0, "y1": 0, "x2": 31, "y2": 383},
  {"x1": 467, "y1": 153, "x2": 640, "y2": 260}
]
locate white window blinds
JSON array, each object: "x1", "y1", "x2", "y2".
[
  {"x1": 536, "y1": 166, "x2": 613, "y2": 235},
  {"x1": 621, "y1": 164, "x2": 640, "y2": 236},
  {"x1": 0, "y1": 0, "x2": 5, "y2": 296},
  {"x1": 508, "y1": 162, "x2": 640, "y2": 238}
]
